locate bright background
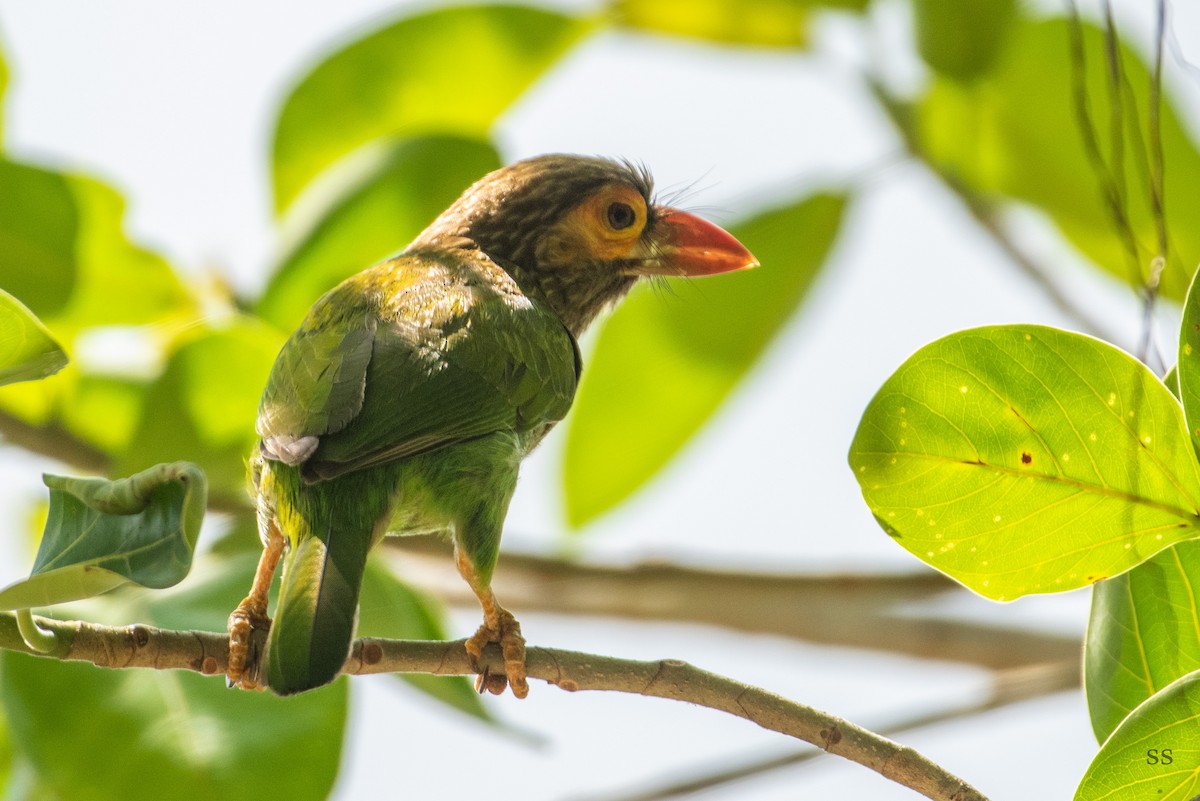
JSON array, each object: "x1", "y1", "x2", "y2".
[{"x1": 0, "y1": 0, "x2": 1197, "y2": 798}]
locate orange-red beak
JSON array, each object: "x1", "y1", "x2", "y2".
[{"x1": 644, "y1": 208, "x2": 758, "y2": 277}]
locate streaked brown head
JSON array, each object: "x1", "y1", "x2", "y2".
[{"x1": 411, "y1": 154, "x2": 757, "y2": 336}]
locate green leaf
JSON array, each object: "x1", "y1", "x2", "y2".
[
  {"x1": 0, "y1": 547, "x2": 346, "y2": 801},
  {"x1": 0, "y1": 46, "x2": 8, "y2": 140},
  {"x1": 55, "y1": 175, "x2": 195, "y2": 332},
  {"x1": 117, "y1": 320, "x2": 283, "y2": 502},
  {"x1": 848, "y1": 325, "x2": 1200, "y2": 601},
  {"x1": 1074, "y1": 669, "x2": 1200, "y2": 800},
  {"x1": 1086, "y1": 541, "x2": 1200, "y2": 743},
  {"x1": 0, "y1": 650, "x2": 345, "y2": 801},
  {"x1": 613, "y1": 0, "x2": 868, "y2": 47},
  {"x1": 272, "y1": 5, "x2": 592, "y2": 213},
  {"x1": 917, "y1": 17, "x2": 1200, "y2": 300},
  {"x1": 259, "y1": 136, "x2": 501, "y2": 331},
  {"x1": 0, "y1": 463, "x2": 207, "y2": 609},
  {"x1": 357, "y1": 555, "x2": 494, "y2": 723},
  {"x1": 565, "y1": 192, "x2": 846, "y2": 526},
  {"x1": 1179, "y1": 266, "x2": 1200, "y2": 452},
  {"x1": 0, "y1": 289, "x2": 67, "y2": 387},
  {"x1": 0, "y1": 160, "x2": 78, "y2": 317},
  {"x1": 912, "y1": 0, "x2": 1017, "y2": 81}
]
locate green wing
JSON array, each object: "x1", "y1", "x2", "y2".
[{"x1": 257, "y1": 250, "x2": 579, "y2": 481}]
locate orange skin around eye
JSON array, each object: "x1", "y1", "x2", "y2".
[{"x1": 555, "y1": 184, "x2": 648, "y2": 263}]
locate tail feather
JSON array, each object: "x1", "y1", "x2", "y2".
[{"x1": 265, "y1": 505, "x2": 373, "y2": 695}]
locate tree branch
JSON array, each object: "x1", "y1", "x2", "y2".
[
  {"x1": 4, "y1": 612, "x2": 987, "y2": 801},
  {"x1": 384, "y1": 537, "x2": 1082, "y2": 672},
  {"x1": 572, "y1": 660, "x2": 1078, "y2": 801}
]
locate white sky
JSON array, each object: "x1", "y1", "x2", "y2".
[{"x1": 0, "y1": 0, "x2": 1196, "y2": 798}]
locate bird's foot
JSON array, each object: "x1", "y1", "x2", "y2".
[
  {"x1": 226, "y1": 599, "x2": 271, "y2": 691},
  {"x1": 465, "y1": 608, "x2": 528, "y2": 698}
]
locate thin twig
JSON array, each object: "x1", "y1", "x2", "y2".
[
  {"x1": 1147, "y1": 0, "x2": 1168, "y2": 265},
  {"x1": 3, "y1": 612, "x2": 989, "y2": 801},
  {"x1": 1066, "y1": 0, "x2": 1143, "y2": 286},
  {"x1": 866, "y1": 82, "x2": 1125, "y2": 346},
  {"x1": 568, "y1": 661, "x2": 1079, "y2": 801}
]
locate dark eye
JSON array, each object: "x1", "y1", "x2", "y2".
[{"x1": 606, "y1": 202, "x2": 636, "y2": 230}]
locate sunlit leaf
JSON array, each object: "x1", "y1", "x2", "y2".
[
  {"x1": 565, "y1": 192, "x2": 846, "y2": 526},
  {"x1": 0, "y1": 47, "x2": 8, "y2": 140},
  {"x1": 614, "y1": 0, "x2": 867, "y2": 47},
  {"x1": 1179, "y1": 266, "x2": 1200, "y2": 453},
  {"x1": 917, "y1": 17, "x2": 1200, "y2": 299},
  {"x1": 849, "y1": 325, "x2": 1200, "y2": 601},
  {"x1": 0, "y1": 463, "x2": 206, "y2": 610},
  {"x1": 912, "y1": 0, "x2": 1016, "y2": 81},
  {"x1": 117, "y1": 320, "x2": 282, "y2": 503},
  {"x1": 0, "y1": 160, "x2": 78, "y2": 317},
  {"x1": 1085, "y1": 360, "x2": 1200, "y2": 742},
  {"x1": 260, "y1": 136, "x2": 500, "y2": 331},
  {"x1": 1074, "y1": 670, "x2": 1200, "y2": 800},
  {"x1": 0, "y1": 290, "x2": 67, "y2": 387},
  {"x1": 358, "y1": 556, "x2": 494, "y2": 723},
  {"x1": 272, "y1": 5, "x2": 592, "y2": 213},
  {"x1": 1086, "y1": 541, "x2": 1200, "y2": 743}
]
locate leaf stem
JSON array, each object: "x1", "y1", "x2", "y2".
[{"x1": 16, "y1": 608, "x2": 59, "y2": 653}]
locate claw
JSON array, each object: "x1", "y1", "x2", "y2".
[
  {"x1": 465, "y1": 607, "x2": 528, "y2": 698},
  {"x1": 227, "y1": 600, "x2": 271, "y2": 691}
]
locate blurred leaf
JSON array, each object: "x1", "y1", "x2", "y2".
[
  {"x1": 1074, "y1": 670, "x2": 1200, "y2": 800},
  {"x1": 1086, "y1": 541, "x2": 1200, "y2": 743},
  {"x1": 0, "y1": 549, "x2": 347, "y2": 801},
  {"x1": 0, "y1": 462, "x2": 206, "y2": 610},
  {"x1": 57, "y1": 374, "x2": 146, "y2": 455},
  {"x1": 1179, "y1": 265, "x2": 1200, "y2": 453},
  {"x1": 272, "y1": 5, "x2": 592, "y2": 213},
  {"x1": 0, "y1": 651, "x2": 345, "y2": 801},
  {"x1": 260, "y1": 136, "x2": 501, "y2": 331},
  {"x1": 917, "y1": 17, "x2": 1200, "y2": 299},
  {"x1": 565, "y1": 192, "x2": 846, "y2": 526},
  {"x1": 0, "y1": 46, "x2": 8, "y2": 140},
  {"x1": 0, "y1": 289, "x2": 67, "y2": 387},
  {"x1": 55, "y1": 175, "x2": 195, "y2": 332},
  {"x1": 118, "y1": 319, "x2": 283, "y2": 502},
  {"x1": 849, "y1": 325, "x2": 1200, "y2": 601},
  {"x1": 614, "y1": 0, "x2": 868, "y2": 47},
  {"x1": 0, "y1": 168, "x2": 195, "y2": 460},
  {"x1": 912, "y1": 0, "x2": 1016, "y2": 81},
  {"x1": 358, "y1": 556, "x2": 494, "y2": 723},
  {"x1": 0, "y1": 160, "x2": 78, "y2": 317}
]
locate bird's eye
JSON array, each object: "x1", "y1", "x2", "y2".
[{"x1": 606, "y1": 202, "x2": 636, "y2": 231}]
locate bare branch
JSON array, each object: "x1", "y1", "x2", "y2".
[
  {"x1": 3, "y1": 612, "x2": 988, "y2": 801},
  {"x1": 570, "y1": 661, "x2": 1078, "y2": 801},
  {"x1": 0, "y1": 410, "x2": 110, "y2": 473},
  {"x1": 385, "y1": 537, "x2": 1083, "y2": 671}
]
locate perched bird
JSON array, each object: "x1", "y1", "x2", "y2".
[{"x1": 227, "y1": 154, "x2": 757, "y2": 696}]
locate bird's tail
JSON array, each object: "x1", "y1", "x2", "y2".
[{"x1": 262, "y1": 466, "x2": 379, "y2": 695}]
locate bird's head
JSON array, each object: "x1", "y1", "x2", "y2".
[{"x1": 410, "y1": 154, "x2": 758, "y2": 336}]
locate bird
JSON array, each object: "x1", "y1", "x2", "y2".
[{"x1": 226, "y1": 154, "x2": 758, "y2": 696}]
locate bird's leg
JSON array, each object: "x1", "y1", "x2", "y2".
[
  {"x1": 227, "y1": 520, "x2": 285, "y2": 690},
  {"x1": 455, "y1": 546, "x2": 528, "y2": 698}
]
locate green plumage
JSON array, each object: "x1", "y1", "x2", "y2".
[
  {"x1": 256, "y1": 248, "x2": 578, "y2": 695},
  {"x1": 238, "y1": 154, "x2": 753, "y2": 696}
]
